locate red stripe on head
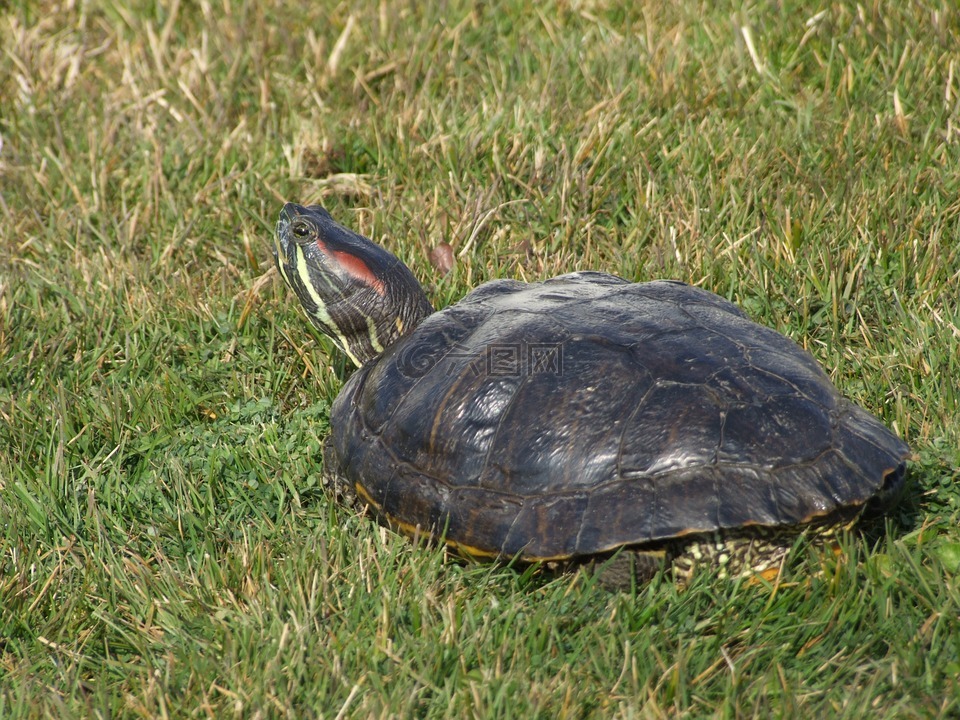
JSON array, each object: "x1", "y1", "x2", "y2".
[{"x1": 332, "y1": 249, "x2": 387, "y2": 296}]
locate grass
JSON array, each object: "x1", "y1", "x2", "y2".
[{"x1": 1, "y1": 0, "x2": 959, "y2": 716}]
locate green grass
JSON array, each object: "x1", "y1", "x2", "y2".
[{"x1": 1, "y1": 0, "x2": 959, "y2": 716}]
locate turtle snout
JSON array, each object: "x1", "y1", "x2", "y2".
[
  {"x1": 274, "y1": 211, "x2": 297, "y2": 267},
  {"x1": 280, "y1": 202, "x2": 309, "y2": 224}
]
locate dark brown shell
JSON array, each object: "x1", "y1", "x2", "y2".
[{"x1": 328, "y1": 273, "x2": 908, "y2": 561}]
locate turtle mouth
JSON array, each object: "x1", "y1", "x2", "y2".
[
  {"x1": 274, "y1": 206, "x2": 316, "y2": 294},
  {"x1": 273, "y1": 215, "x2": 291, "y2": 265}
]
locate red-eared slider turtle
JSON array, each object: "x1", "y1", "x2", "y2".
[{"x1": 273, "y1": 203, "x2": 909, "y2": 586}]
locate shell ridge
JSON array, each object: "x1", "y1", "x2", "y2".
[
  {"x1": 499, "y1": 497, "x2": 531, "y2": 556},
  {"x1": 614, "y1": 370, "x2": 660, "y2": 480}
]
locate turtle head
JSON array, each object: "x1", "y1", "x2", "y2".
[{"x1": 274, "y1": 203, "x2": 434, "y2": 366}]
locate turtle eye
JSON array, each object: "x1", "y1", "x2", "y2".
[{"x1": 292, "y1": 220, "x2": 311, "y2": 241}]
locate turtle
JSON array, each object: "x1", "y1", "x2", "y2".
[{"x1": 272, "y1": 202, "x2": 909, "y2": 587}]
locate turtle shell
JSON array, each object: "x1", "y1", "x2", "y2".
[{"x1": 327, "y1": 273, "x2": 908, "y2": 561}]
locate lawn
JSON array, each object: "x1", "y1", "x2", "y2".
[{"x1": 1, "y1": 1, "x2": 959, "y2": 717}]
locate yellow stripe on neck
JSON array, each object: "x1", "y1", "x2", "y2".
[
  {"x1": 367, "y1": 315, "x2": 384, "y2": 355},
  {"x1": 294, "y1": 245, "x2": 363, "y2": 367}
]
